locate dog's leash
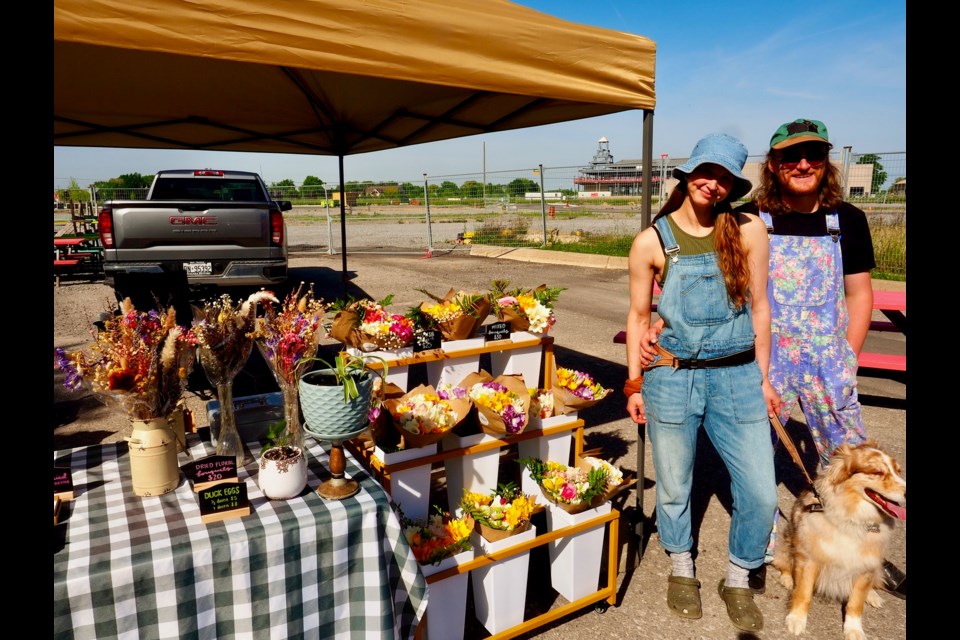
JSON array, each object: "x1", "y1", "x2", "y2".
[{"x1": 769, "y1": 413, "x2": 823, "y2": 511}]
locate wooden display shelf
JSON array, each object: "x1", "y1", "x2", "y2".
[{"x1": 344, "y1": 331, "x2": 621, "y2": 639}]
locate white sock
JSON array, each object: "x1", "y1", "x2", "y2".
[
  {"x1": 670, "y1": 551, "x2": 695, "y2": 578},
  {"x1": 727, "y1": 561, "x2": 750, "y2": 589}
]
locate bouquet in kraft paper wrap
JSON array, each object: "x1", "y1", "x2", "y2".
[
  {"x1": 550, "y1": 364, "x2": 612, "y2": 415},
  {"x1": 384, "y1": 384, "x2": 471, "y2": 448},
  {"x1": 459, "y1": 482, "x2": 538, "y2": 542},
  {"x1": 489, "y1": 279, "x2": 565, "y2": 334},
  {"x1": 399, "y1": 506, "x2": 474, "y2": 566},
  {"x1": 518, "y1": 455, "x2": 626, "y2": 514},
  {"x1": 413, "y1": 288, "x2": 490, "y2": 341},
  {"x1": 328, "y1": 295, "x2": 415, "y2": 351},
  {"x1": 462, "y1": 371, "x2": 531, "y2": 436}
]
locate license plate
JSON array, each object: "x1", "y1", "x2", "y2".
[{"x1": 184, "y1": 261, "x2": 212, "y2": 276}]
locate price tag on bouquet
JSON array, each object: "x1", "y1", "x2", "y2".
[
  {"x1": 485, "y1": 321, "x2": 511, "y2": 343},
  {"x1": 414, "y1": 329, "x2": 442, "y2": 352}
]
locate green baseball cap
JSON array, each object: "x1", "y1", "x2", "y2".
[{"x1": 769, "y1": 118, "x2": 832, "y2": 150}]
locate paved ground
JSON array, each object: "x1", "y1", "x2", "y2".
[{"x1": 53, "y1": 246, "x2": 907, "y2": 640}]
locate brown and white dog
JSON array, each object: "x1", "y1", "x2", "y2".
[{"x1": 772, "y1": 441, "x2": 906, "y2": 640}]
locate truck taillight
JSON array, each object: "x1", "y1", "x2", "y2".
[
  {"x1": 98, "y1": 208, "x2": 114, "y2": 248},
  {"x1": 270, "y1": 210, "x2": 283, "y2": 246}
]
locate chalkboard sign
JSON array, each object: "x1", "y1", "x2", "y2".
[
  {"x1": 197, "y1": 482, "x2": 251, "y2": 524},
  {"x1": 414, "y1": 329, "x2": 442, "y2": 352},
  {"x1": 485, "y1": 321, "x2": 511, "y2": 343},
  {"x1": 54, "y1": 466, "x2": 75, "y2": 500},
  {"x1": 184, "y1": 455, "x2": 240, "y2": 492}
]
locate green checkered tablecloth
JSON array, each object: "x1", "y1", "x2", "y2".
[{"x1": 54, "y1": 436, "x2": 428, "y2": 639}]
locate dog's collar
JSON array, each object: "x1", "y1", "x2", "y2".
[
  {"x1": 803, "y1": 501, "x2": 824, "y2": 513},
  {"x1": 865, "y1": 524, "x2": 880, "y2": 533}
]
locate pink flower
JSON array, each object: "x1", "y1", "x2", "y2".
[{"x1": 560, "y1": 483, "x2": 577, "y2": 500}]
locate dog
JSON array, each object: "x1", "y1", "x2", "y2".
[{"x1": 772, "y1": 441, "x2": 906, "y2": 640}]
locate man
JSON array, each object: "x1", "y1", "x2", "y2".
[{"x1": 736, "y1": 118, "x2": 905, "y2": 600}]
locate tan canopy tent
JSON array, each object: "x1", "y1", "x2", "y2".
[{"x1": 54, "y1": 0, "x2": 658, "y2": 270}]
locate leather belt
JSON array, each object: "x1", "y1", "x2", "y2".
[{"x1": 644, "y1": 343, "x2": 755, "y2": 371}]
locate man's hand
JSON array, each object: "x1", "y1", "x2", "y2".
[{"x1": 638, "y1": 324, "x2": 663, "y2": 367}]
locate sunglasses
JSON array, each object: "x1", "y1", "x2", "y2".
[{"x1": 773, "y1": 144, "x2": 829, "y2": 168}]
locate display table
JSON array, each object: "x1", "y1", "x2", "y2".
[{"x1": 53, "y1": 436, "x2": 427, "y2": 639}]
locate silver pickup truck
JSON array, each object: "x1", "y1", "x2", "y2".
[{"x1": 98, "y1": 169, "x2": 291, "y2": 294}]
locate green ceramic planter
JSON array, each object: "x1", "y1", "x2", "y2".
[{"x1": 299, "y1": 369, "x2": 375, "y2": 440}]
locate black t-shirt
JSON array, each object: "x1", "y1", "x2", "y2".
[{"x1": 735, "y1": 201, "x2": 876, "y2": 275}]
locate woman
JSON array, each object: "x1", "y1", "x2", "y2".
[{"x1": 624, "y1": 133, "x2": 779, "y2": 632}]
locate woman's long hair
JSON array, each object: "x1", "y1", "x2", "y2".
[
  {"x1": 753, "y1": 154, "x2": 844, "y2": 215},
  {"x1": 654, "y1": 180, "x2": 749, "y2": 309}
]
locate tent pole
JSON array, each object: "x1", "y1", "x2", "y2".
[
  {"x1": 641, "y1": 110, "x2": 654, "y2": 230},
  {"x1": 339, "y1": 154, "x2": 348, "y2": 297}
]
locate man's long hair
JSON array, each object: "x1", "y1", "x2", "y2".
[
  {"x1": 653, "y1": 182, "x2": 750, "y2": 309},
  {"x1": 753, "y1": 153, "x2": 845, "y2": 215}
]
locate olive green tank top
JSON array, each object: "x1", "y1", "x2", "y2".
[{"x1": 657, "y1": 214, "x2": 716, "y2": 286}]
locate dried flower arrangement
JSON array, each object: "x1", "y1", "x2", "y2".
[
  {"x1": 54, "y1": 298, "x2": 196, "y2": 421},
  {"x1": 251, "y1": 282, "x2": 330, "y2": 388},
  {"x1": 191, "y1": 290, "x2": 277, "y2": 385}
]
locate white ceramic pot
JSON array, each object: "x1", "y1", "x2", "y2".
[{"x1": 257, "y1": 446, "x2": 308, "y2": 500}]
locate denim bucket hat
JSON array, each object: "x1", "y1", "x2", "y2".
[{"x1": 672, "y1": 133, "x2": 753, "y2": 202}]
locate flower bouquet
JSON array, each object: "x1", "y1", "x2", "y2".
[
  {"x1": 191, "y1": 291, "x2": 277, "y2": 459},
  {"x1": 55, "y1": 298, "x2": 196, "y2": 496},
  {"x1": 251, "y1": 282, "x2": 330, "y2": 450},
  {"x1": 399, "y1": 506, "x2": 474, "y2": 566},
  {"x1": 489, "y1": 279, "x2": 565, "y2": 334},
  {"x1": 461, "y1": 371, "x2": 530, "y2": 436},
  {"x1": 412, "y1": 288, "x2": 491, "y2": 341},
  {"x1": 383, "y1": 384, "x2": 471, "y2": 448},
  {"x1": 459, "y1": 482, "x2": 538, "y2": 542},
  {"x1": 328, "y1": 294, "x2": 415, "y2": 352},
  {"x1": 528, "y1": 388, "x2": 556, "y2": 419},
  {"x1": 55, "y1": 298, "x2": 195, "y2": 422},
  {"x1": 517, "y1": 455, "x2": 625, "y2": 514},
  {"x1": 550, "y1": 365, "x2": 612, "y2": 415}
]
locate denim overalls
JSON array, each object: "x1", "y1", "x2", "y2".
[
  {"x1": 642, "y1": 215, "x2": 777, "y2": 570},
  {"x1": 760, "y1": 211, "x2": 865, "y2": 466}
]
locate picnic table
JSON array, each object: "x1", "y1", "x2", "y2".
[{"x1": 53, "y1": 435, "x2": 427, "y2": 639}]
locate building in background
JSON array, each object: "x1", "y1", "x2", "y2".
[{"x1": 574, "y1": 138, "x2": 874, "y2": 200}]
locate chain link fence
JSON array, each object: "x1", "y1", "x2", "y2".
[{"x1": 55, "y1": 151, "x2": 906, "y2": 279}]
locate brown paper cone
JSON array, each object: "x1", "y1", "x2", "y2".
[
  {"x1": 464, "y1": 372, "x2": 531, "y2": 436},
  {"x1": 476, "y1": 518, "x2": 531, "y2": 542},
  {"x1": 549, "y1": 361, "x2": 611, "y2": 415}
]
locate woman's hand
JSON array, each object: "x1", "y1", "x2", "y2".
[
  {"x1": 762, "y1": 378, "x2": 781, "y2": 418},
  {"x1": 626, "y1": 391, "x2": 647, "y2": 424}
]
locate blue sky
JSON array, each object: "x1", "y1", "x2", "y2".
[{"x1": 53, "y1": 0, "x2": 905, "y2": 188}]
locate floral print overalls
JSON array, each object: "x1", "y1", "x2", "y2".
[{"x1": 760, "y1": 211, "x2": 865, "y2": 466}]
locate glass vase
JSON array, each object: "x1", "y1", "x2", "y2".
[
  {"x1": 278, "y1": 378, "x2": 305, "y2": 451},
  {"x1": 215, "y1": 380, "x2": 247, "y2": 466}
]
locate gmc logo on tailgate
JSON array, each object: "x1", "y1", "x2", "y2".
[{"x1": 170, "y1": 216, "x2": 218, "y2": 225}]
